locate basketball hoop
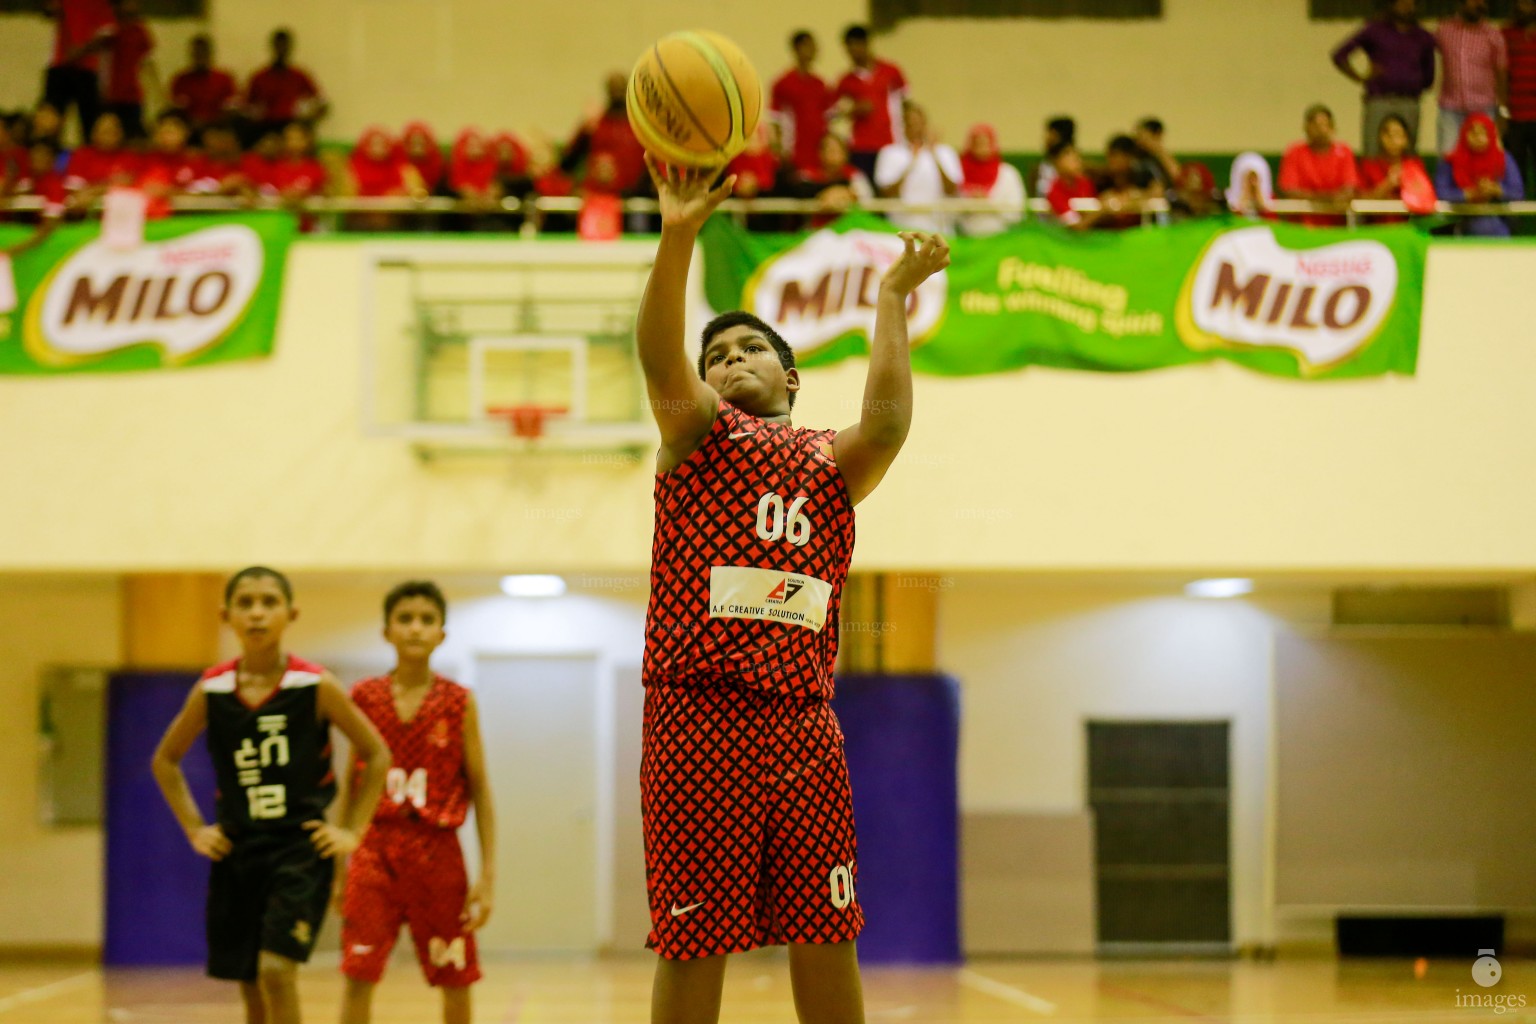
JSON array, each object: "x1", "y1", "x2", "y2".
[{"x1": 487, "y1": 405, "x2": 567, "y2": 443}]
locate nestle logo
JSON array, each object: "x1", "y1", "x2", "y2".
[
  {"x1": 1295, "y1": 256, "x2": 1372, "y2": 278},
  {"x1": 159, "y1": 245, "x2": 236, "y2": 267}
]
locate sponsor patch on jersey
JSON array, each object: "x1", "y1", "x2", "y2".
[{"x1": 709, "y1": 566, "x2": 832, "y2": 632}]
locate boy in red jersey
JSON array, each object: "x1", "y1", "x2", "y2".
[
  {"x1": 335, "y1": 580, "x2": 496, "y2": 1024},
  {"x1": 636, "y1": 154, "x2": 948, "y2": 1024},
  {"x1": 835, "y1": 25, "x2": 909, "y2": 184},
  {"x1": 771, "y1": 30, "x2": 836, "y2": 177},
  {"x1": 151, "y1": 566, "x2": 391, "y2": 1024}
]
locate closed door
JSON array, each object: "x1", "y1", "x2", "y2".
[
  {"x1": 472, "y1": 654, "x2": 601, "y2": 951},
  {"x1": 1088, "y1": 721, "x2": 1231, "y2": 953}
]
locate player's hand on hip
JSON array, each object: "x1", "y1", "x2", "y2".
[
  {"x1": 881, "y1": 231, "x2": 951, "y2": 297},
  {"x1": 187, "y1": 823, "x2": 232, "y2": 861},
  {"x1": 303, "y1": 820, "x2": 360, "y2": 859},
  {"x1": 645, "y1": 153, "x2": 735, "y2": 233},
  {"x1": 461, "y1": 878, "x2": 494, "y2": 931}
]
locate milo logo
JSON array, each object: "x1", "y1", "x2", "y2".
[
  {"x1": 743, "y1": 229, "x2": 947, "y2": 354},
  {"x1": 1176, "y1": 226, "x2": 1397, "y2": 372},
  {"x1": 25, "y1": 223, "x2": 264, "y2": 367}
]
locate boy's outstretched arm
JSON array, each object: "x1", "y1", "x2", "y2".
[
  {"x1": 833, "y1": 231, "x2": 950, "y2": 505},
  {"x1": 151, "y1": 681, "x2": 232, "y2": 860},
  {"x1": 307, "y1": 676, "x2": 389, "y2": 858},
  {"x1": 636, "y1": 154, "x2": 734, "y2": 465},
  {"x1": 460, "y1": 694, "x2": 497, "y2": 930}
]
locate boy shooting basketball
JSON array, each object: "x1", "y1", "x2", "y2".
[
  {"x1": 151, "y1": 566, "x2": 390, "y2": 1024},
  {"x1": 636, "y1": 153, "x2": 949, "y2": 1024},
  {"x1": 334, "y1": 580, "x2": 496, "y2": 1024}
]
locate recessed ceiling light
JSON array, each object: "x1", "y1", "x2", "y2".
[
  {"x1": 500, "y1": 574, "x2": 567, "y2": 598},
  {"x1": 1184, "y1": 578, "x2": 1254, "y2": 599}
]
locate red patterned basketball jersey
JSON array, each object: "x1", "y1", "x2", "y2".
[
  {"x1": 350, "y1": 676, "x2": 470, "y2": 830},
  {"x1": 645, "y1": 400, "x2": 856, "y2": 700}
]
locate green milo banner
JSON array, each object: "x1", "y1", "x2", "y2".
[
  {"x1": 0, "y1": 213, "x2": 295, "y2": 374},
  {"x1": 700, "y1": 213, "x2": 1425, "y2": 379}
]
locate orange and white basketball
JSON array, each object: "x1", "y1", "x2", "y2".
[{"x1": 626, "y1": 30, "x2": 762, "y2": 169}]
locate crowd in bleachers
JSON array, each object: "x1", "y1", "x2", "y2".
[{"x1": 3, "y1": 0, "x2": 1535, "y2": 237}]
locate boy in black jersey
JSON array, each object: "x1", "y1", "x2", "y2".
[{"x1": 152, "y1": 566, "x2": 390, "y2": 1024}]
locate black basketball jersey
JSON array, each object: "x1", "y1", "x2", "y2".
[{"x1": 202, "y1": 655, "x2": 336, "y2": 836}]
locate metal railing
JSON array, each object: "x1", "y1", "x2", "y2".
[{"x1": 4, "y1": 193, "x2": 1535, "y2": 233}]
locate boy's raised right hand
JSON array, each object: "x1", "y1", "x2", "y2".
[
  {"x1": 646, "y1": 153, "x2": 735, "y2": 234},
  {"x1": 187, "y1": 823, "x2": 232, "y2": 861}
]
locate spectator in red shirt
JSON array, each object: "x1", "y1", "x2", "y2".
[
  {"x1": 14, "y1": 139, "x2": 70, "y2": 219},
  {"x1": 267, "y1": 120, "x2": 328, "y2": 232},
  {"x1": 400, "y1": 122, "x2": 445, "y2": 195},
  {"x1": 727, "y1": 125, "x2": 782, "y2": 201},
  {"x1": 240, "y1": 127, "x2": 282, "y2": 193},
  {"x1": 560, "y1": 72, "x2": 646, "y2": 197},
  {"x1": 1505, "y1": 0, "x2": 1536, "y2": 197},
  {"x1": 190, "y1": 118, "x2": 249, "y2": 196},
  {"x1": 1278, "y1": 103, "x2": 1360, "y2": 225},
  {"x1": 771, "y1": 30, "x2": 835, "y2": 177},
  {"x1": 170, "y1": 34, "x2": 238, "y2": 134},
  {"x1": 1047, "y1": 144, "x2": 1100, "y2": 230},
  {"x1": 134, "y1": 110, "x2": 198, "y2": 217},
  {"x1": 1033, "y1": 115, "x2": 1076, "y2": 202},
  {"x1": 29, "y1": 103, "x2": 65, "y2": 150},
  {"x1": 490, "y1": 131, "x2": 530, "y2": 200},
  {"x1": 64, "y1": 110, "x2": 137, "y2": 193},
  {"x1": 40, "y1": 0, "x2": 114, "y2": 140},
  {"x1": 348, "y1": 126, "x2": 421, "y2": 231},
  {"x1": 268, "y1": 121, "x2": 327, "y2": 200},
  {"x1": 245, "y1": 29, "x2": 328, "y2": 136},
  {"x1": 789, "y1": 131, "x2": 873, "y2": 228},
  {"x1": 1095, "y1": 134, "x2": 1163, "y2": 230},
  {"x1": 100, "y1": 0, "x2": 154, "y2": 141},
  {"x1": 448, "y1": 128, "x2": 501, "y2": 207},
  {"x1": 349, "y1": 127, "x2": 415, "y2": 196},
  {"x1": 526, "y1": 141, "x2": 576, "y2": 233},
  {"x1": 1175, "y1": 162, "x2": 1220, "y2": 218},
  {"x1": 835, "y1": 24, "x2": 908, "y2": 184},
  {"x1": 1435, "y1": 0, "x2": 1508, "y2": 154},
  {"x1": 139, "y1": 110, "x2": 196, "y2": 185},
  {"x1": 1358, "y1": 114, "x2": 1434, "y2": 222}
]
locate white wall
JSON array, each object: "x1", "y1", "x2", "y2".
[
  {"x1": 0, "y1": 575, "x2": 119, "y2": 948},
  {"x1": 5, "y1": 242, "x2": 1536, "y2": 575},
  {"x1": 943, "y1": 577, "x2": 1333, "y2": 947}
]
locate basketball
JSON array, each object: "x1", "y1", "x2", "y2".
[{"x1": 626, "y1": 30, "x2": 762, "y2": 168}]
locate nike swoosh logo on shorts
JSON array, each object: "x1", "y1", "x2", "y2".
[
  {"x1": 728, "y1": 432, "x2": 756, "y2": 440},
  {"x1": 670, "y1": 901, "x2": 707, "y2": 917},
  {"x1": 351, "y1": 944, "x2": 374, "y2": 954}
]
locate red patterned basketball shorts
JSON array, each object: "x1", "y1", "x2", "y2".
[
  {"x1": 340, "y1": 823, "x2": 481, "y2": 987},
  {"x1": 641, "y1": 683, "x2": 863, "y2": 959}
]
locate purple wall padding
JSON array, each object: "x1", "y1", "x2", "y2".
[
  {"x1": 105, "y1": 671, "x2": 216, "y2": 966},
  {"x1": 832, "y1": 673, "x2": 961, "y2": 965}
]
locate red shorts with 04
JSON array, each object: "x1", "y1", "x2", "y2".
[
  {"x1": 641, "y1": 682, "x2": 864, "y2": 959},
  {"x1": 340, "y1": 822, "x2": 481, "y2": 987}
]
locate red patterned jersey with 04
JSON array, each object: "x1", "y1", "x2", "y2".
[{"x1": 350, "y1": 675, "x2": 470, "y2": 830}]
